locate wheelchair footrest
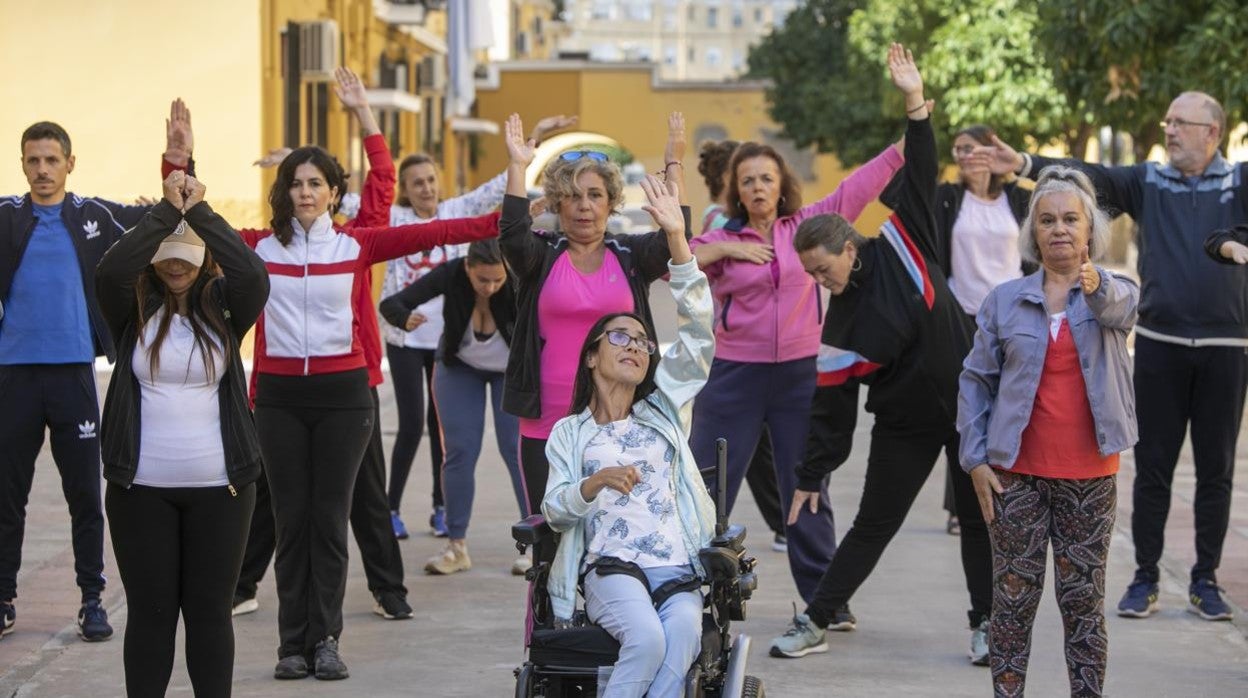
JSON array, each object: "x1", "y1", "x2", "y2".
[{"x1": 529, "y1": 626, "x2": 620, "y2": 669}]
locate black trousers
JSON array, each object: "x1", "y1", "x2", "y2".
[
  {"x1": 743, "y1": 425, "x2": 786, "y2": 536},
  {"x1": 255, "y1": 372, "x2": 373, "y2": 659},
  {"x1": 1131, "y1": 336, "x2": 1248, "y2": 584},
  {"x1": 519, "y1": 436, "x2": 548, "y2": 518},
  {"x1": 237, "y1": 390, "x2": 406, "y2": 599},
  {"x1": 0, "y1": 363, "x2": 105, "y2": 602},
  {"x1": 107, "y1": 483, "x2": 254, "y2": 698},
  {"x1": 805, "y1": 425, "x2": 992, "y2": 629},
  {"x1": 386, "y1": 344, "x2": 444, "y2": 511}
]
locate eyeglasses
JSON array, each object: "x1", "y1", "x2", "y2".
[
  {"x1": 559, "y1": 150, "x2": 609, "y2": 162},
  {"x1": 1160, "y1": 117, "x2": 1214, "y2": 130},
  {"x1": 596, "y1": 329, "x2": 657, "y2": 355}
]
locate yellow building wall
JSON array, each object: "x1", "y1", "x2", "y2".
[
  {"x1": 0, "y1": 0, "x2": 263, "y2": 226},
  {"x1": 474, "y1": 66, "x2": 893, "y2": 234}
]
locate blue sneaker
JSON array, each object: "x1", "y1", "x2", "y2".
[
  {"x1": 77, "y1": 599, "x2": 113, "y2": 642},
  {"x1": 1, "y1": 600, "x2": 14, "y2": 639},
  {"x1": 390, "y1": 511, "x2": 409, "y2": 540},
  {"x1": 1116, "y1": 579, "x2": 1159, "y2": 618},
  {"x1": 429, "y1": 506, "x2": 448, "y2": 538},
  {"x1": 1188, "y1": 579, "x2": 1233, "y2": 621}
]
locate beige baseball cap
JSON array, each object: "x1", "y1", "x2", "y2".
[{"x1": 150, "y1": 219, "x2": 205, "y2": 267}]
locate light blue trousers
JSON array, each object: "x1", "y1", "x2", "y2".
[{"x1": 584, "y1": 564, "x2": 702, "y2": 698}]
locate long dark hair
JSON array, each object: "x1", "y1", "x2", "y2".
[
  {"x1": 698, "y1": 139, "x2": 739, "y2": 201},
  {"x1": 567, "y1": 312, "x2": 659, "y2": 416},
  {"x1": 268, "y1": 146, "x2": 348, "y2": 246},
  {"x1": 134, "y1": 249, "x2": 232, "y2": 383},
  {"x1": 724, "y1": 142, "x2": 803, "y2": 220},
  {"x1": 956, "y1": 125, "x2": 1006, "y2": 197}
]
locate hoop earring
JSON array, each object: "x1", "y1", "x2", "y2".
[
  {"x1": 851, "y1": 256, "x2": 862, "y2": 272},
  {"x1": 779, "y1": 196, "x2": 786, "y2": 206}
]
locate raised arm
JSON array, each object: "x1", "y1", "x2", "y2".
[
  {"x1": 333, "y1": 66, "x2": 380, "y2": 137},
  {"x1": 663, "y1": 112, "x2": 688, "y2": 206},
  {"x1": 498, "y1": 113, "x2": 548, "y2": 279},
  {"x1": 358, "y1": 211, "x2": 500, "y2": 264},
  {"x1": 983, "y1": 136, "x2": 1143, "y2": 219},
  {"x1": 180, "y1": 179, "x2": 270, "y2": 335}
]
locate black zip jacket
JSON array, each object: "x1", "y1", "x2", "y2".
[
  {"x1": 96, "y1": 200, "x2": 269, "y2": 489},
  {"x1": 797, "y1": 117, "x2": 974, "y2": 491},
  {"x1": 498, "y1": 194, "x2": 691, "y2": 420},
  {"x1": 378, "y1": 256, "x2": 517, "y2": 368},
  {"x1": 934, "y1": 180, "x2": 1036, "y2": 280},
  {"x1": 0, "y1": 192, "x2": 149, "y2": 361}
]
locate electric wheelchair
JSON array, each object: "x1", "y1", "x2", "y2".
[{"x1": 512, "y1": 440, "x2": 764, "y2": 697}]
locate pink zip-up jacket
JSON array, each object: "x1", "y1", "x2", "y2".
[{"x1": 689, "y1": 145, "x2": 903, "y2": 363}]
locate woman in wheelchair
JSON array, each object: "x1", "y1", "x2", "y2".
[{"x1": 541, "y1": 173, "x2": 717, "y2": 698}]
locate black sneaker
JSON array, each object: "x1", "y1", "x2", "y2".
[
  {"x1": 373, "y1": 590, "x2": 413, "y2": 620},
  {"x1": 827, "y1": 604, "x2": 856, "y2": 632},
  {"x1": 1188, "y1": 579, "x2": 1234, "y2": 621},
  {"x1": 313, "y1": 636, "x2": 349, "y2": 680},
  {"x1": 274, "y1": 654, "x2": 310, "y2": 680},
  {"x1": 77, "y1": 599, "x2": 113, "y2": 642},
  {"x1": 1, "y1": 600, "x2": 14, "y2": 639}
]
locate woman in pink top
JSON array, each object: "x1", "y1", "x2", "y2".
[
  {"x1": 498, "y1": 113, "x2": 692, "y2": 517},
  {"x1": 688, "y1": 130, "x2": 904, "y2": 612}
]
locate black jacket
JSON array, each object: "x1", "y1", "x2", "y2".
[
  {"x1": 497, "y1": 194, "x2": 691, "y2": 420},
  {"x1": 0, "y1": 193, "x2": 149, "y2": 361},
  {"x1": 96, "y1": 200, "x2": 269, "y2": 489},
  {"x1": 797, "y1": 117, "x2": 974, "y2": 490},
  {"x1": 934, "y1": 180, "x2": 1036, "y2": 282},
  {"x1": 378, "y1": 256, "x2": 517, "y2": 368}
]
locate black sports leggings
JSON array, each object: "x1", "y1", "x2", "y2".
[{"x1": 106, "y1": 482, "x2": 255, "y2": 698}]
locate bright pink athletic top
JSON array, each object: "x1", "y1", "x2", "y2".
[{"x1": 521, "y1": 252, "x2": 633, "y2": 439}]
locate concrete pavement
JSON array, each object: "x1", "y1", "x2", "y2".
[{"x1": 1, "y1": 368, "x2": 1246, "y2": 697}]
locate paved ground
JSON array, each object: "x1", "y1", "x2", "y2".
[{"x1": 3, "y1": 309, "x2": 1247, "y2": 695}]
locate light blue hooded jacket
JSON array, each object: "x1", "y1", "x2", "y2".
[{"x1": 541, "y1": 259, "x2": 718, "y2": 622}]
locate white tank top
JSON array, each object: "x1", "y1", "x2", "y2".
[{"x1": 131, "y1": 308, "x2": 229, "y2": 488}]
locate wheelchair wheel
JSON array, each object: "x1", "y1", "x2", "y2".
[
  {"x1": 515, "y1": 664, "x2": 535, "y2": 697},
  {"x1": 741, "y1": 675, "x2": 764, "y2": 697}
]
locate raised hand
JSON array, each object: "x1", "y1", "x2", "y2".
[
  {"x1": 165, "y1": 99, "x2": 194, "y2": 166},
  {"x1": 135, "y1": 195, "x2": 159, "y2": 207},
  {"x1": 640, "y1": 173, "x2": 683, "y2": 236},
  {"x1": 664, "y1": 112, "x2": 687, "y2": 166},
  {"x1": 504, "y1": 113, "x2": 536, "y2": 168},
  {"x1": 162, "y1": 171, "x2": 187, "y2": 211},
  {"x1": 184, "y1": 175, "x2": 207, "y2": 210},
  {"x1": 887, "y1": 43, "x2": 923, "y2": 99},
  {"x1": 253, "y1": 147, "x2": 294, "y2": 168},
  {"x1": 333, "y1": 66, "x2": 368, "y2": 109},
  {"x1": 530, "y1": 114, "x2": 578, "y2": 144},
  {"x1": 1079, "y1": 246, "x2": 1100, "y2": 294},
  {"x1": 984, "y1": 135, "x2": 1025, "y2": 176}
]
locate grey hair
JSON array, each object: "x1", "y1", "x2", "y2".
[
  {"x1": 541, "y1": 157, "x2": 625, "y2": 216},
  {"x1": 1177, "y1": 90, "x2": 1226, "y2": 145},
  {"x1": 793, "y1": 213, "x2": 867, "y2": 255},
  {"x1": 1018, "y1": 165, "x2": 1112, "y2": 265}
]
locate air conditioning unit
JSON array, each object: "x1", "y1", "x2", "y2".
[
  {"x1": 300, "y1": 20, "x2": 340, "y2": 81},
  {"x1": 420, "y1": 53, "x2": 447, "y2": 92}
]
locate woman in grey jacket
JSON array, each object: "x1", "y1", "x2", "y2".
[
  {"x1": 957, "y1": 166, "x2": 1138, "y2": 697},
  {"x1": 541, "y1": 174, "x2": 716, "y2": 698}
]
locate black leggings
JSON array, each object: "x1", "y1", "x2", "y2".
[
  {"x1": 255, "y1": 371, "x2": 373, "y2": 659},
  {"x1": 106, "y1": 482, "x2": 255, "y2": 698},
  {"x1": 386, "y1": 344, "x2": 444, "y2": 511},
  {"x1": 519, "y1": 436, "x2": 549, "y2": 518}
]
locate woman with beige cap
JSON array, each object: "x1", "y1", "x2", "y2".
[{"x1": 96, "y1": 170, "x2": 269, "y2": 698}]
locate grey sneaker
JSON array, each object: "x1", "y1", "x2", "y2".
[
  {"x1": 969, "y1": 619, "x2": 989, "y2": 666},
  {"x1": 769, "y1": 606, "x2": 828, "y2": 658},
  {"x1": 313, "y1": 636, "x2": 349, "y2": 680},
  {"x1": 273, "y1": 654, "x2": 309, "y2": 680}
]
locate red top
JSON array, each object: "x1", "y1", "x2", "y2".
[{"x1": 1008, "y1": 316, "x2": 1119, "y2": 479}]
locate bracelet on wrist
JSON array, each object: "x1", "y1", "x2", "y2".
[
  {"x1": 906, "y1": 101, "x2": 927, "y2": 114},
  {"x1": 664, "y1": 160, "x2": 683, "y2": 169}
]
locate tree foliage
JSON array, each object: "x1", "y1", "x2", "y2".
[{"x1": 749, "y1": 0, "x2": 1248, "y2": 167}]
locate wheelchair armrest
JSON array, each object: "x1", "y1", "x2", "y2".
[
  {"x1": 698, "y1": 546, "x2": 740, "y2": 583},
  {"x1": 512, "y1": 514, "x2": 553, "y2": 546},
  {"x1": 709, "y1": 523, "x2": 746, "y2": 554}
]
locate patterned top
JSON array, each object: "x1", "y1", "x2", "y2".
[{"x1": 581, "y1": 416, "x2": 690, "y2": 570}]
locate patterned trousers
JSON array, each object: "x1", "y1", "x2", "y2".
[{"x1": 988, "y1": 471, "x2": 1117, "y2": 697}]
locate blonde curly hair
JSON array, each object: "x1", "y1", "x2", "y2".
[{"x1": 542, "y1": 157, "x2": 625, "y2": 218}]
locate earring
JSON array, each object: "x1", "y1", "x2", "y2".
[{"x1": 851, "y1": 256, "x2": 862, "y2": 272}]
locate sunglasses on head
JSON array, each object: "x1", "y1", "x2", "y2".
[
  {"x1": 559, "y1": 150, "x2": 609, "y2": 163},
  {"x1": 596, "y1": 329, "x2": 657, "y2": 355}
]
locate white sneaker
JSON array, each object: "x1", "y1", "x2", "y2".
[
  {"x1": 969, "y1": 619, "x2": 989, "y2": 666},
  {"x1": 232, "y1": 597, "x2": 259, "y2": 616},
  {"x1": 511, "y1": 556, "x2": 532, "y2": 576},
  {"x1": 425, "y1": 540, "x2": 471, "y2": 575}
]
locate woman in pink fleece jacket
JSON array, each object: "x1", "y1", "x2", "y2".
[{"x1": 688, "y1": 135, "x2": 903, "y2": 617}]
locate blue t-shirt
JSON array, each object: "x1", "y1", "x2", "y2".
[{"x1": 0, "y1": 202, "x2": 95, "y2": 364}]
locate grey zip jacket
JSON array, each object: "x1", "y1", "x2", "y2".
[
  {"x1": 958, "y1": 267, "x2": 1140, "y2": 472},
  {"x1": 541, "y1": 259, "x2": 717, "y2": 622}
]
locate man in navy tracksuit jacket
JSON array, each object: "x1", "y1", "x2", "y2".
[
  {"x1": 1002, "y1": 91, "x2": 1247, "y2": 621},
  {"x1": 0, "y1": 122, "x2": 150, "y2": 642}
]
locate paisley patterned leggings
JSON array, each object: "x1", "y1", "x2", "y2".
[{"x1": 987, "y1": 471, "x2": 1117, "y2": 697}]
